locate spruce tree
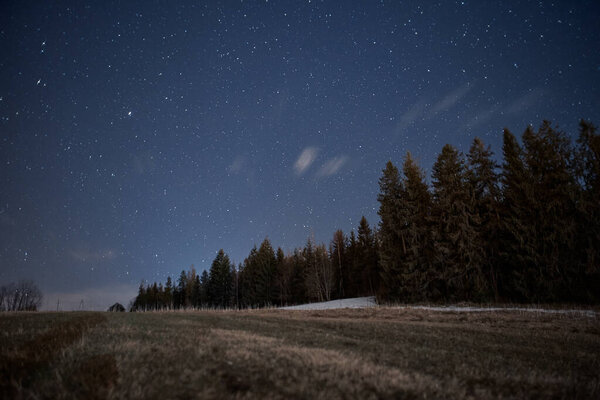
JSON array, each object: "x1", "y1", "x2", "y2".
[
  {"x1": 200, "y1": 270, "x2": 209, "y2": 305},
  {"x1": 176, "y1": 270, "x2": 187, "y2": 308},
  {"x1": 499, "y1": 128, "x2": 535, "y2": 300},
  {"x1": 289, "y1": 248, "x2": 307, "y2": 304},
  {"x1": 357, "y1": 216, "x2": 378, "y2": 295},
  {"x1": 377, "y1": 161, "x2": 404, "y2": 301},
  {"x1": 275, "y1": 247, "x2": 292, "y2": 306},
  {"x1": 346, "y1": 230, "x2": 359, "y2": 297},
  {"x1": 134, "y1": 282, "x2": 145, "y2": 311},
  {"x1": 575, "y1": 120, "x2": 600, "y2": 301},
  {"x1": 241, "y1": 245, "x2": 259, "y2": 307},
  {"x1": 522, "y1": 121, "x2": 578, "y2": 301},
  {"x1": 330, "y1": 230, "x2": 347, "y2": 298},
  {"x1": 257, "y1": 238, "x2": 277, "y2": 306},
  {"x1": 431, "y1": 144, "x2": 482, "y2": 301},
  {"x1": 192, "y1": 275, "x2": 201, "y2": 308},
  {"x1": 303, "y1": 237, "x2": 320, "y2": 301},
  {"x1": 467, "y1": 138, "x2": 501, "y2": 300},
  {"x1": 158, "y1": 283, "x2": 164, "y2": 309},
  {"x1": 164, "y1": 276, "x2": 173, "y2": 310},
  {"x1": 398, "y1": 152, "x2": 433, "y2": 301},
  {"x1": 208, "y1": 249, "x2": 233, "y2": 308}
]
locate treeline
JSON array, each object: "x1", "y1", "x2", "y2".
[
  {"x1": 378, "y1": 120, "x2": 599, "y2": 303},
  {"x1": 133, "y1": 120, "x2": 599, "y2": 309},
  {"x1": 132, "y1": 219, "x2": 379, "y2": 310}
]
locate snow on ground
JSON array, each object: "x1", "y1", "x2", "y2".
[
  {"x1": 281, "y1": 296, "x2": 598, "y2": 317},
  {"x1": 401, "y1": 305, "x2": 598, "y2": 317},
  {"x1": 281, "y1": 296, "x2": 377, "y2": 310}
]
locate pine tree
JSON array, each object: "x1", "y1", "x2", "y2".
[
  {"x1": 200, "y1": 270, "x2": 209, "y2": 305},
  {"x1": 377, "y1": 161, "x2": 404, "y2": 301},
  {"x1": 208, "y1": 249, "x2": 233, "y2": 308},
  {"x1": 192, "y1": 275, "x2": 201, "y2": 308},
  {"x1": 431, "y1": 144, "x2": 482, "y2": 301},
  {"x1": 499, "y1": 128, "x2": 535, "y2": 300},
  {"x1": 346, "y1": 230, "x2": 359, "y2": 297},
  {"x1": 256, "y1": 238, "x2": 277, "y2": 306},
  {"x1": 357, "y1": 216, "x2": 378, "y2": 295},
  {"x1": 575, "y1": 120, "x2": 600, "y2": 301},
  {"x1": 158, "y1": 283, "x2": 164, "y2": 309},
  {"x1": 289, "y1": 249, "x2": 307, "y2": 304},
  {"x1": 275, "y1": 247, "x2": 292, "y2": 305},
  {"x1": 176, "y1": 270, "x2": 187, "y2": 309},
  {"x1": 241, "y1": 245, "x2": 259, "y2": 307},
  {"x1": 303, "y1": 237, "x2": 320, "y2": 301},
  {"x1": 134, "y1": 282, "x2": 145, "y2": 311},
  {"x1": 233, "y1": 263, "x2": 242, "y2": 309},
  {"x1": 397, "y1": 152, "x2": 433, "y2": 301},
  {"x1": 330, "y1": 230, "x2": 347, "y2": 298},
  {"x1": 164, "y1": 276, "x2": 173, "y2": 310},
  {"x1": 467, "y1": 138, "x2": 501, "y2": 300},
  {"x1": 184, "y1": 266, "x2": 197, "y2": 307},
  {"x1": 522, "y1": 121, "x2": 578, "y2": 301}
]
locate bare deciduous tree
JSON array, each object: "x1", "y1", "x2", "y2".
[{"x1": 0, "y1": 280, "x2": 43, "y2": 311}]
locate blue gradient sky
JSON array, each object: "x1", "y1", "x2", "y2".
[{"x1": 1, "y1": 1, "x2": 599, "y2": 309}]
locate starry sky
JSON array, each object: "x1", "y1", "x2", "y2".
[{"x1": 1, "y1": 1, "x2": 599, "y2": 310}]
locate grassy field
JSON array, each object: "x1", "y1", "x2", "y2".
[{"x1": 1, "y1": 307, "x2": 599, "y2": 399}]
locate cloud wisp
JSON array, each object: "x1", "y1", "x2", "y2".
[
  {"x1": 461, "y1": 87, "x2": 546, "y2": 133},
  {"x1": 505, "y1": 88, "x2": 545, "y2": 115},
  {"x1": 396, "y1": 82, "x2": 473, "y2": 134},
  {"x1": 317, "y1": 156, "x2": 348, "y2": 177},
  {"x1": 430, "y1": 82, "x2": 473, "y2": 115},
  {"x1": 462, "y1": 103, "x2": 502, "y2": 131},
  {"x1": 294, "y1": 147, "x2": 318, "y2": 175}
]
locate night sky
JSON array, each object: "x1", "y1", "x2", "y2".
[{"x1": 1, "y1": 1, "x2": 599, "y2": 310}]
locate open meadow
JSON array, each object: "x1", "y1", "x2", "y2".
[{"x1": 1, "y1": 307, "x2": 599, "y2": 399}]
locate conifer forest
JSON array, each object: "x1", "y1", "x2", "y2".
[{"x1": 133, "y1": 120, "x2": 600, "y2": 310}]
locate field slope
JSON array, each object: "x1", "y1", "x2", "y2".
[{"x1": 1, "y1": 307, "x2": 599, "y2": 399}]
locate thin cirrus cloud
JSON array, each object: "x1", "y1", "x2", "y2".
[
  {"x1": 461, "y1": 87, "x2": 546, "y2": 132},
  {"x1": 317, "y1": 156, "x2": 348, "y2": 177},
  {"x1": 430, "y1": 82, "x2": 473, "y2": 115},
  {"x1": 396, "y1": 82, "x2": 473, "y2": 133},
  {"x1": 505, "y1": 88, "x2": 545, "y2": 115},
  {"x1": 462, "y1": 103, "x2": 502, "y2": 131},
  {"x1": 294, "y1": 147, "x2": 318, "y2": 175}
]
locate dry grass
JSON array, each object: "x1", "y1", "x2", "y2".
[{"x1": 0, "y1": 307, "x2": 598, "y2": 399}]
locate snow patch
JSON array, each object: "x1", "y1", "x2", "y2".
[
  {"x1": 280, "y1": 297, "x2": 597, "y2": 317},
  {"x1": 281, "y1": 296, "x2": 377, "y2": 310},
  {"x1": 400, "y1": 305, "x2": 598, "y2": 317}
]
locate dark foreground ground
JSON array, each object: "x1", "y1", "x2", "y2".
[{"x1": 1, "y1": 307, "x2": 599, "y2": 399}]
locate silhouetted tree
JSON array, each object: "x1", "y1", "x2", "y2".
[
  {"x1": 467, "y1": 138, "x2": 501, "y2": 301},
  {"x1": 0, "y1": 280, "x2": 42, "y2": 311},
  {"x1": 431, "y1": 144, "x2": 483, "y2": 301},
  {"x1": 377, "y1": 161, "x2": 404, "y2": 301},
  {"x1": 208, "y1": 249, "x2": 233, "y2": 308},
  {"x1": 356, "y1": 216, "x2": 378, "y2": 295},
  {"x1": 397, "y1": 152, "x2": 433, "y2": 301}
]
